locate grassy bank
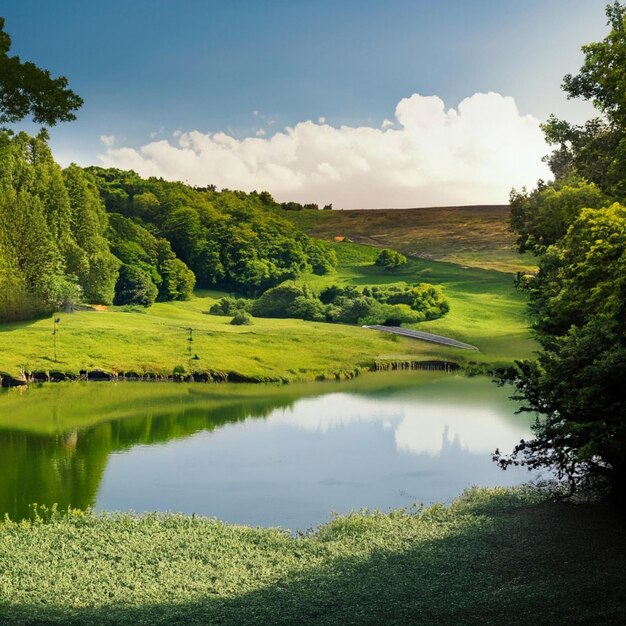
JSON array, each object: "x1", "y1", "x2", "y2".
[
  {"x1": 0, "y1": 242, "x2": 535, "y2": 381},
  {"x1": 1, "y1": 487, "x2": 625, "y2": 625}
]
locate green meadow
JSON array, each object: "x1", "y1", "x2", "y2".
[
  {"x1": 0, "y1": 241, "x2": 535, "y2": 381},
  {"x1": 2, "y1": 487, "x2": 625, "y2": 626}
]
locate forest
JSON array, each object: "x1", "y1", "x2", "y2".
[{"x1": 0, "y1": 132, "x2": 339, "y2": 321}]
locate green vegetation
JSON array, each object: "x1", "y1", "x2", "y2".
[
  {"x1": 1, "y1": 487, "x2": 626, "y2": 625},
  {"x1": 0, "y1": 242, "x2": 534, "y2": 381},
  {"x1": 87, "y1": 167, "x2": 337, "y2": 295},
  {"x1": 374, "y1": 247, "x2": 407, "y2": 270},
  {"x1": 0, "y1": 134, "x2": 337, "y2": 322},
  {"x1": 231, "y1": 277, "x2": 448, "y2": 326},
  {"x1": 498, "y1": 2, "x2": 626, "y2": 499},
  {"x1": 0, "y1": 294, "x2": 458, "y2": 382}
]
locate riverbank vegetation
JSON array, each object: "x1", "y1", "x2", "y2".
[
  {"x1": 495, "y1": 2, "x2": 626, "y2": 500},
  {"x1": 1, "y1": 486, "x2": 626, "y2": 625}
]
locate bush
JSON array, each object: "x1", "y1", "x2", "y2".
[
  {"x1": 209, "y1": 296, "x2": 253, "y2": 316},
  {"x1": 375, "y1": 248, "x2": 407, "y2": 271},
  {"x1": 230, "y1": 311, "x2": 253, "y2": 325}
]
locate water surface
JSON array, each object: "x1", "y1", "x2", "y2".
[{"x1": 0, "y1": 373, "x2": 537, "y2": 530}]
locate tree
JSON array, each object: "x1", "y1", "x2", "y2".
[
  {"x1": 0, "y1": 18, "x2": 82, "y2": 126},
  {"x1": 500, "y1": 3, "x2": 626, "y2": 500},
  {"x1": 375, "y1": 248, "x2": 407, "y2": 271},
  {"x1": 541, "y1": 2, "x2": 626, "y2": 199},
  {"x1": 509, "y1": 177, "x2": 607, "y2": 255},
  {"x1": 63, "y1": 165, "x2": 119, "y2": 304},
  {"x1": 497, "y1": 205, "x2": 626, "y2": 496},
  {"x1": 113, "y1": 264, "x2": 158, "y2": 307}
]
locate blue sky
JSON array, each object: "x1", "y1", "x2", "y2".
[{"x1": 2, "y1": 0, "x2": 612, "y2": 206}]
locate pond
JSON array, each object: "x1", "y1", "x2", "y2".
[{"x1": 0, "y1": 372, "x2": 539, "y2": 530}]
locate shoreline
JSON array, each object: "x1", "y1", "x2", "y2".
[{"x1": 0, "y1": 358, "x2": 464, "y2": 388}]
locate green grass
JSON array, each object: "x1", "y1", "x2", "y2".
[
  {"x1": 1, "y1": 486, "x2": 625, "y2": 625},
  {"x1": 0, "y1": 242, "x2": 535, "y2": 379},
  {"x1": 305, "y1": 242, "x2": 536, "y2": 366},
  {"x1": 0, "y1": 298, "x2": 459, "y2": 382}
]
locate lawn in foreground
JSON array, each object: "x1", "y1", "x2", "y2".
[{"x1": 1, "y1": 487, "x2": 625, "y2": 625}]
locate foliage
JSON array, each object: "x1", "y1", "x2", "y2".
[
  {"x1": 230, "y1": 311, "x2": 253, "y2": 326},
  {"x1": 375, "y1": 248, "x2": 407, "y2": 270},
  {"x1": 87, "y1": 167, "x2": 337, "y2": 295},
  {"x1": 107, "y1": 213, "x2": 195, "y2": 302},
  {"x1": 113, "y1": 264, "x2": 158, "y2": 307},
  {"x1": 501, "y1": 3, "x2": 626, "y2": 498},
  {"x1": 247, "y1": 279, "x2": 449, "y2": 326},
  {"x1": 208, "y1": 296, "x2": 252, "y2": 316},
  {"x1": 541, "y1": 2, "x2": 626, "y2": 200},
  {"x1": 0, "y1": 18, "x2": 83, "y2": 126},
  {"x1": 250, "y1": 282, "x2": 326, "y2": 321},
  {"x1": 509, "y1": 177, "x2": 607, "y2": 255},
  {"x1": 503, "y1": 205, "x2": 626, "y2": 494},
  {"x1": 63, "y1": 165, "x2": 120, "y2": 304}
]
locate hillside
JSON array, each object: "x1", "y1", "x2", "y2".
[{"x1": 276, "y1": 205, "x2": 537, "y2": 273}]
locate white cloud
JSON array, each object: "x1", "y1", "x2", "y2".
[
  {"x1": 381, "y1": 118, "x2": 394, "y2": 129},
  {"x1": 255, "y1": 128, "x2": 266, "y2": 137},
  {"x1": 99, "y1": 134, "x2": 117, "y2": 147},
  {"x1": 98, "y1": 92, "x2": 551, "y2": 208},
  {"x1": 318, "y1": 116, "x2": 326, "y2": 124}
]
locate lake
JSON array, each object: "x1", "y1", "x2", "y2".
[{"x1": 0, "y1": 372, "x2": 538, "y2": 530}]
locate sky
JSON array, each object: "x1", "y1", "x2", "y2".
[{"x1": 2, "y1": 0, "x2": 612, "y2": 207}]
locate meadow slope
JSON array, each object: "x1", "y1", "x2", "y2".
[{"x1": 0, "y1": 242, "x2": 535, "y2": 381}]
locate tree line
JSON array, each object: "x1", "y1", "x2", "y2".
[{"x1": 0, "y1": 133, "x2": 337, "y2": 321}]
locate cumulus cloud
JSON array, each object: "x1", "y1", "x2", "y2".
[{"x1": 98, "y1": 92, "x2": 551, "y2": 208}]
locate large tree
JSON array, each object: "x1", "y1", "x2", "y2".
[
  {"x1": 0, "y1": 18, "x2": 82, "y2": 126},
  {"x1": 500, "y1": 2, "x2": 626, "y2": 500}
]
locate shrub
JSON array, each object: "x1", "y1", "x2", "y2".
[
  {"x1": 375, "y1": 248, "x2": 407, "y2": 271},
  {"x1": 209, "y1": 297, "x2": 252, "y2": 316},
  {"x1": 230, "y1": 311, "x2": 253, "y2": 325}
]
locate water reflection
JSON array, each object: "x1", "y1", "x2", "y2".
[{"x1": 0, "y1": 374, "x2": 537, "y2": 529}]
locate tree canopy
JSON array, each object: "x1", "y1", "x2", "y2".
[
  {"x1": 0, "y1": 18, "x2": 82, "y2": 126},
  {"x1": 374, "y1": 248, "x2": 407, "y2": 271}
]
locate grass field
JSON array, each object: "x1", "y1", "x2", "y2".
[
  {"x1": 0, "y1": 241, "x2": 535, "y2": 380},
  {"x1": 276, "y1": 205, "x2": 538, "y2": 273},
  {"x1": 305, "y1": 242, "x2": 536, "y2": 365},
  {"x1": 2, "y1": 487, "x2": 625, "y2": 625}
]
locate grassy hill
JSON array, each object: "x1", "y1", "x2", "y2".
[
  {"x1": 0, "y1": 240, "x2": 535, "y2": 381},
  {"x1": 276, "y1": 205, "x2": 537, "y2": 273}
]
